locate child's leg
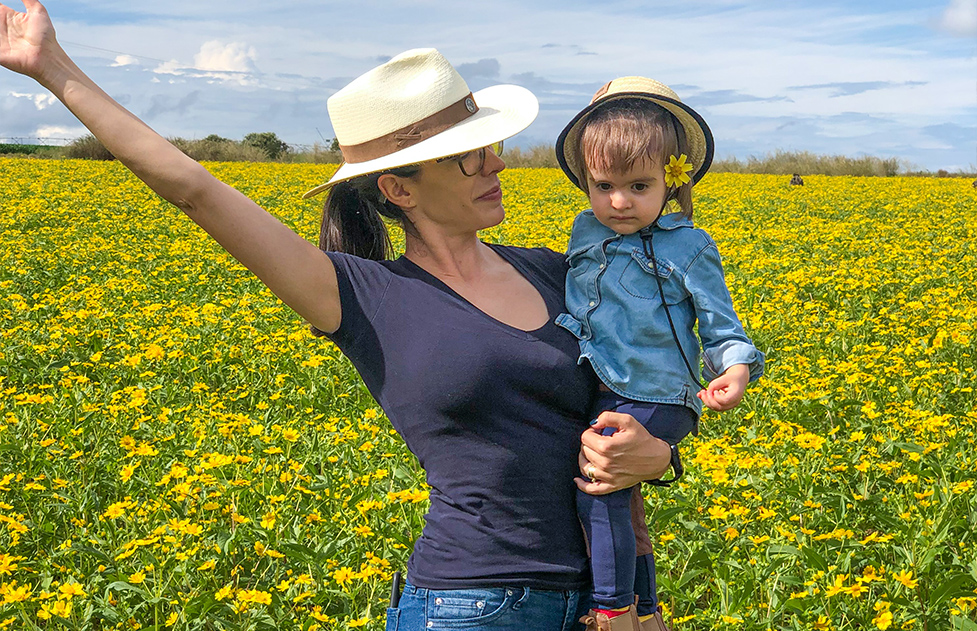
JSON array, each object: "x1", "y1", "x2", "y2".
[
  {"x1": 610, "y1": 400, "x2": 698, "y2": 619},
  {"x1": 576, "y1": 485, "x2": 637, "y2": 611},
  {"x1": 633, "y1": 552, "x2": 657, "y2": 616}
]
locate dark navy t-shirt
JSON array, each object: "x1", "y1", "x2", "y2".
[{"x1": 324, "y1": 244, "x2": 597, "y2": 590}]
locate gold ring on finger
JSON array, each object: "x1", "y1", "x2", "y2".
[{"x1": 586, "y1": 463, "x2": 598, "y2": 483}]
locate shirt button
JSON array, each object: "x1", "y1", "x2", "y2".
[
  {"x1": 476, "y1": 601, "x2": 485, "y2": 608},
  {"x1": 507, "y1": 589, "x2": 514, "y2": 596},
  {"x1": 599, "y1": 264, "x2": 604, "y2": 269},
  {"x1": 435, "y1": 597, "x2": 443, "y2": 605},
  {"x1": 427, "y1": 622, "x2": 434, "y2": 628},
  {"x1": 589, "y1": 301, "x2": 595, "y2": 307}
]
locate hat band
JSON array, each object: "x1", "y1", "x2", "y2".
[{"x1": 339, "y1": 93, "x2": 479, "y2": 164}]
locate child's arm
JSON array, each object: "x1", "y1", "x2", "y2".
[
  {"x1": 697, "y1": 363, "x2": 749, "y2": 411},
  {"x1": 684, "y1": 237, "x2": 765, "y2": 406}
]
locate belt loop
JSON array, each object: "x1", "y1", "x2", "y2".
[{"x1": 511, "y1": 587, "x2": 530, "y2": 609}]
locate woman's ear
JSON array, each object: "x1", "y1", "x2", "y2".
[{"x1": 377, "y1": 173, "x2": 417, "y2": 210}]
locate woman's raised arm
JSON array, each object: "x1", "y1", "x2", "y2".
[{"x1": 0, "y1": 0, "x2": 342, "y2": 333}]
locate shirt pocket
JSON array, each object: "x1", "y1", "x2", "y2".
[
  {"x1": 618, "y1": 248, "x2": 688, "y2": 305},
  {"x1": 426, "y1": 586, "x2": 516, "y2": 628}
]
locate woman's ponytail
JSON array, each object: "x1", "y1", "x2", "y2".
[{"x1": 317, "y1": 165, "x2": 420, "y2": 261}]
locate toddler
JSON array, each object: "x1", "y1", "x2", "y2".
[{"x1": 554, "y1": 77, "x2": 765, "y2": 631}]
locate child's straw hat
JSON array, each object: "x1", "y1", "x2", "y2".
[
  {"x1": 556, "y1": 76, "x2": 714, "y2": 191},
  {"x1": 303, "y1": 48, "x2": 538, "y2": 198}
]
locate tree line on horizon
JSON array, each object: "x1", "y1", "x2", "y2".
[{"x1": 1, "y1": 133, "x2": 973, "y2": 178}]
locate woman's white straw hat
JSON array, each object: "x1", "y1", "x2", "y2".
[
  {"x1": 556, "y1": 76, "x2": 714, "y2": 192},
  {"x1": 302, "y1": 48, "x2": 539, "y2": 199}
]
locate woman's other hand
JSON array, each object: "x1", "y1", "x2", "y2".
[
  {"x1": 697, "y1": 363, "x2": 749, "y2": 411},
  {"x1": 0, "y1": 0, "x2": 58, "y2": 80},
  {"x1": 575, "y1": 411, "x2": 671, "y2": 495}
]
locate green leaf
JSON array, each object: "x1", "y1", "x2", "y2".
[
  {"x1": 931, "y1": 573, "x2": 975, "y2": 607},
  {"x1": 767, "y1": 544, "x2": 800, "y2": 557},
  {"x1": 104, "y1": 580, "x2": 149, "y2": 598},
  {"x1": 952, "y1": 615, "x2": 977, "y2": 631},
  {"x1": 802, "y1": 546, "x2": 828, "y2": 572}
]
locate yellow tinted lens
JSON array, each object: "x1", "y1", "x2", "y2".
[{"x1": 491, "y1": 141, "x2": 504, "y2": 156}]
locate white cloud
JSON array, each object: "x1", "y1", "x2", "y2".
[
  {"x1": 111, "y1": 54, "x2": 140, "y2": 67},
  {"x1": 194, "y1": 40, "x2": 257, "y2": 73},
  {"x1": 938, "y1": 0, "x2": 977, "y2": 36},
  {"x1": 36, "y1": 124, "x2": 87, "y2": 140},
  {"x1": 152, "y1": 41, "x2": 259, "y2": 86},
  {"x1": 10, "y1": 91, "x2": 58, "y2": 110}
]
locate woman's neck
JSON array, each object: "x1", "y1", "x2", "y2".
[{"x1": 404, "y1": 232, "x2": 494, "y2": 282}]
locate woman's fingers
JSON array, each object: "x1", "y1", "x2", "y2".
[
  {"x1": 574, "y1": 475, "x2": 614, "y2": 496},
  {"x1": 0, "y1": 0, "x2": 55, "y2": 78}
]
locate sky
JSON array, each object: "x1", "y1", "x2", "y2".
[{"x1": 1, "y1": 0, "x2": 975, "y2": 171}]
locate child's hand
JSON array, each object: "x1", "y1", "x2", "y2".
[{"x1": 697, "y1": 364, "x2": 750, "y2": 411}]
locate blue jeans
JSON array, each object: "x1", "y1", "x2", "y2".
[{"x1": 386, "y1": 581, "x2": 594, "y2": 630}]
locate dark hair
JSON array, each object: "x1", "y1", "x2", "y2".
[
  {"x1": 578, "y1": 99, "x2": 693, "y2": 218},
  {"x1": 318, "y1": 165, "x2": 421, "y2": 261},
  {"x1": 311, "y1": 165, "x2": 421, "y2": 337}
]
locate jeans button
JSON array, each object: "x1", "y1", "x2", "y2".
[{"x1": 435, "y1": 597, "x2": 443, "y2": 605}]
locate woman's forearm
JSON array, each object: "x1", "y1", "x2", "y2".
[{"x1": 2, "y1": 1, "x2": 343, "y2": 334}]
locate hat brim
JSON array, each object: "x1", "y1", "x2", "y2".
[
  {"x1": 302, "y1": 84, "x2": 539, "y2": 199},
  {"x1": 556, "y1": 92, "x2": 714, "y2": 192}
]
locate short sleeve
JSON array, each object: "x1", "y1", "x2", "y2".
[{"x1": 319, "y1": 252, "x2": 393, "y2": 350}]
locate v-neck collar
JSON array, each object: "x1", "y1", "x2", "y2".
[{"x1": 395, "y1": 242, "x2": 557, "y2": 337}]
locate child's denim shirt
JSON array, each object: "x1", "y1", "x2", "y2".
[{"x1": 556, "y1": 210, "x2": 764, "y2": 415}]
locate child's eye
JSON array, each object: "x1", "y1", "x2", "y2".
[
  {"x1": 632, "y1": 183, "x2": 649, "y2": 192},
  {"x1": 595, "y1": 183, "x2": 612, "y2": 191}
]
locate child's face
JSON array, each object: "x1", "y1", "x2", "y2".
[{"x1": 585, "y1": 157, "x2": 667, "y2": 235}]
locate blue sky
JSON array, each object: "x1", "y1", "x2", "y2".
[{"x1": 1, "y1": 0, "x2": 975, "y2": 171}]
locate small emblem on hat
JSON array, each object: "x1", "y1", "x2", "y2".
[{"x1": 465, "y1": 97, "x2": 476, "y2": 113}]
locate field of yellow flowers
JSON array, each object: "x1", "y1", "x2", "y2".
[{"x1": 0, "y1": 156, "x2": 975, "y2": 631}]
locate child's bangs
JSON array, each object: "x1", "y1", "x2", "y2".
[{"x1": 580, "y1": 102, "x2": 675, "y2": 177}]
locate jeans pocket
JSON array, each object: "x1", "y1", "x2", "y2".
[
  {"x1": 427, "y1": 587, "x2": 515, "y2": 628},
  {"x1": 385, "y1": 607, "x2": 400, "y2": 631}
]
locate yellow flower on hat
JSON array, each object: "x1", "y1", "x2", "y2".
[{"x1": 664, "y1": 154, "x2": 693, "y2": 187}]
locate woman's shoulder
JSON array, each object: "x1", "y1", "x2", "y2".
[
  {"x1": 487, "y1": 243, "x2": 568, "y2": 282},
  {"x1": 488, "y1": 242, "x2": 565, "y2": 264}
]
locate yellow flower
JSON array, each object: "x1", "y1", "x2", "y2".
[
  {"x1": 892, "y1": 570, "x2": 918, "y2": 589},
  {"x1": 872, "y1": 601, "x2": 893, "y2": 630},
  {"x1": 332, "y1": 567, "x2": 355, "y2": 586},
  {"x1": 215, "y1": 584, "x2": 234, "y2": 601},
  {"x1": 58, "y1": 582, "x2": 86, "y2": 599},
  {"x1": 128, "y1": 571, "x2": 145, "y2": 584},
  {"x1": 663, "y1": 154, "x2": 693, "y2": 187},
  {"x1": 120, "y1": 461, "x2": 140, "y2": 483}
]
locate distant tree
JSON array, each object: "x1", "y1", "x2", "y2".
[
  {"x1": 330, "y1": 137, "x2": 340, "y2": 152},
  {"x1": 242, "y1": 132, "x2": 289, "y2": 160},
  {"x1": 203, "y1": 134, "x2": 233, "y2": 144},
  {"x1": 62, "y1": 134, "x2": 115, "y2": 160}
]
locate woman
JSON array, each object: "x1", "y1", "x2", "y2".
[{"x1": 0, "y1": 2, "x2": 674, "y2": 629}]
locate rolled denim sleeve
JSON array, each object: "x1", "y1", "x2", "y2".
[{"x1": 684, "y1": 242, "x2": 765, "y2": 383}]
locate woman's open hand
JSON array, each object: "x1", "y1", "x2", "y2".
[
  {"x1": 0, "y1": 0, "x2": 57, "y2": 80},
  {"x1": 575, "y1": 411, "x2": 672, "y2": 495}
]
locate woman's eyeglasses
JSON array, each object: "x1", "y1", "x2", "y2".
[{"x1": 436, "y1": 141, "x2": 504, "y2": 177}]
